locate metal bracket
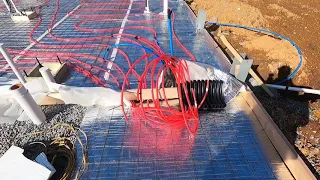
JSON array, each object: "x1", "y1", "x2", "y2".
[
  {"x1": 196, "y1": 9, "x2": 206, "y2": 32},
  {"x1": 230, "y1": 57, "x2": 253, "y2": 82}
]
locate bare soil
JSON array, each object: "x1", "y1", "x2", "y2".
[{"x1": 188, "y1": 0, "x2": 320, "y2": 176}]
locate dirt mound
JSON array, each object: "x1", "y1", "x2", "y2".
[
  {"x1": 191, "y1": 0, "x2": 307, "y2": 85},
  {"x1": 267, "y1": 4, "x2": 300, "y2": 19},
  {"x1": 245, "y1": 35, "x2": 300, "y2": 65},
  {"x1": 241, "y1": 34, "x2": 308, "y2": 84},
  {"x1": 191, "y1": 0, "x2": 269, "y2": 36}
]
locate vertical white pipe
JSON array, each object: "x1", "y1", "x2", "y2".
[
  {"x1": 10, "y1": 84, "x2": 46, "y2": 125},
  {"x1": 8, "y1": 0, "x2": 21, "y2": 15},
  {"x1": 144, "y1": 0, "x2": 150, "y2": 13},
  {"x1": 163, "y1": 0, "x2": 168, "y2": 15},
  {"x1": 39, "y1": 67, "x2": 57, "y2": 92},
  {"x1": 0, "y1": 43, "x2": 26, "y2": 84},
  {"x1": 2, "y1": 0, "x2": 11, "y2": 12}
]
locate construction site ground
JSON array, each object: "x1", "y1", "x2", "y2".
[
  {"x1": 189, "y1": 0, "x2": 320, "y2": 177},
  {"x1": 0, "y1": 0, "x2": 318, "y2": 178}
]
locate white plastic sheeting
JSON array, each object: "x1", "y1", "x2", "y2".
[
  {"x1": 0, "y1": 78, "x2": 126, "y2": 124},
  {"x1": 0, "y1": 78, "x2": 49, "y2": 124},
  {"x1": 159, "y1": 60, "x2": 244, "y2": 103},
  {"x1": 59, "y1": 86, "x2": 124, "y2": 107}
]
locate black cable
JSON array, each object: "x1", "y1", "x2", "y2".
[{"x1": 23, "y1": 138, "x2": 76, "y2": 180}]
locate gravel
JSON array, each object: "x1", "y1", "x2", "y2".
[
  {"x1": 0, "y1": 104, "x2": 86, "y2": 157},
  {"x1": 254, "y1": 87, "x2": 320, "y2": 177}
]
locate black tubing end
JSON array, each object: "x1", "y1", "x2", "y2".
[{"x1": 167, "y1": 9, "x2": 172, "y2": 19}]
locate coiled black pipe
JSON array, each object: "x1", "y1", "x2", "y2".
[{"x1": 180, "y1": 80, "x2": 226, "y2": 110}]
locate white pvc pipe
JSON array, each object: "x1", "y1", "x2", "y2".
[
  {"x1": 266, "y1": 84, "x2": 320, "y2": 95},
  {"x1": 144, "y1": 0, "x2": 150, "y2": 13},
  {"x1": 0, "y1": 43, "x2": 26, "y2": 84},
  {"x1": 10, "y1": 84, "x2": 46, "y2": 125},
  {"x1": 2, "y1": 0, "x2": 11, "y2": 12},
  {"x1": 8, "y1": 0, "x2": 22, "y2": 15},
  {"x1": 39, "y1": 67, "x2": 57, "y2": 92},
  {"x1": 163, "y1": 0, "x2": 168, "y2": 15}
]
